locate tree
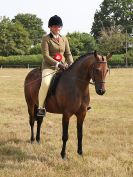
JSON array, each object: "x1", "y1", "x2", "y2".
[
  {"x1": 91, "y1": 0, "x2": 133, "y2": 39},
  {"x1": 98, "y1": 25, "x2": 126, "y2": 54},
  {"x1": 29, "y1": 44, "x2": 41, "y2": 55},
  {"x1": 67, "y1": 32, "x2": 97, "y2": 57},
  {"x1": 12, "y1": 13, "x2": 45, "y2": 45},
  {"x1": 0, "y1": 17, "x2": 31, "y2": 56}
]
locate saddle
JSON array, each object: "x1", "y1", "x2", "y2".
[{"x1": 47, "y1": 70, "x2": 63, "y2": 96}]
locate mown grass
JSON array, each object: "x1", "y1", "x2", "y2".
[{"x1": 0, "y1": 68, "x2": 133, "y2": 177}]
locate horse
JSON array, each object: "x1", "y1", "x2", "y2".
[{"x1": 24, "y1": 51, "x2": 111, "y2": 158}]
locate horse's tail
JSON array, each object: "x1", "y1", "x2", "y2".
[{"x1": 24, "y1": 68, "x2": 42, "y2": 116}]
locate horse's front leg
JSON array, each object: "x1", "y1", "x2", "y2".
[
  {"x1": 76, "y1": 110, "x2": 86, "y2": 155},
  {"x1": 61, "y1": 114, "x2": 70, "y2": 159},
  {"x1": 36, "y1": 117, "x2": 43, "y2": 143}
]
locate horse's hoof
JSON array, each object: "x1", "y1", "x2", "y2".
[
  {"x1": 61, "y1": 151, "x2": 66, "y2": 159},
  {"x1": 31, "y1": 140, "x2": 35, "y2": 144},
  {"x1": 78, "y1": 150, "x2": 83, "y2": 156},
  {"x1": 36, "y1": 139, "x2": 40, "y2": 144}
]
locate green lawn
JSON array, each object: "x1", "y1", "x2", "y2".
[{"x1": 0, "y1": 68, "x2": 132, "y2": 177}]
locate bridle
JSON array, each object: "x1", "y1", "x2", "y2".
[{"x1": 90, "y1": 61, "x2": 107, "y2": 85}]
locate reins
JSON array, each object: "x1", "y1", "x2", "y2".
[
  {"x1": 25, "y1": 70, "x2": 94, "y2": 86},
  {"x1": 25, "y1": 70, "x2": 57, "y2": 86},
  {"x1": 25, "y1": 60, "x2": 108, "y2": 87}
]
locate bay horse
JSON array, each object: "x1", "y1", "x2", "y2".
[{"x1": 24, "y1": 51, "x2": 111, "y2": 158}]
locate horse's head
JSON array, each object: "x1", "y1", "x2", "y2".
[{"x1": 90, "y1": 51, "x2": 112, "y2": 95}]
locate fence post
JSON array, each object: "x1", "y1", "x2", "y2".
[
  {"x1": 125, "y1": 29, "x2": 128, "y2": 67},
  {"x1": 28, "y1": 64, "x2": 29, "y2": 69}
]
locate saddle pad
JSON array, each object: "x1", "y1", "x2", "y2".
[{"x1": 47, "y1": 70, "x2": 62, "y2": 96}]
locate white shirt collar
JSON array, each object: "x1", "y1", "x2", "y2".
[{"x1": 51, "y1": 32, "x2": 60, "y2": 38}]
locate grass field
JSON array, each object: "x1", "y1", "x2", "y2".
[{"x1": 0, "y1": 68, "x2": 133, "y2": 177}]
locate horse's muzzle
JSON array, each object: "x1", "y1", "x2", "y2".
[{"x1": 96, "y1": 89, "x2": 106, "y2": 95}]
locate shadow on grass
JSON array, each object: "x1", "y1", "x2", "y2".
[{"x1": 0, "y1": 138, "x2": 49, "y2": 170}]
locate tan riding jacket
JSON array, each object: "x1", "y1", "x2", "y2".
[{"x1": 41, "y1": 33, "x2": 73, "y2": 70}]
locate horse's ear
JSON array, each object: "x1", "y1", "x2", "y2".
[
  {"x1": 106, "y1": 53, "x2": 112, "y2": 60},
  {"x1": 94, "y1": 50, "x2": 98, "y2": 59}
]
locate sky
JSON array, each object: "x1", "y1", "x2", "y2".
[{"x1": 0, "y1": 0, "x2": 103, "y2": 35}]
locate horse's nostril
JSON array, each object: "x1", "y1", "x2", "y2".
[
  {"x1": 98, "y1": 89, "x2": 102, "y2": 93},
  {"x1": 97, "y1": 89, "x2": 105, "y2": 95}
]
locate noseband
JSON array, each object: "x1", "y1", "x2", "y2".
[{"x1": 90, "y1": 61, "x2": 107, "y2": 85}]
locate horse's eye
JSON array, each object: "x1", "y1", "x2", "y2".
[
  {"x1": 95, "y1": 69, "x2": 100, "y2": 74},
  {"x1": 106, "y1": 69, "x2": 109, "y2": 72}
]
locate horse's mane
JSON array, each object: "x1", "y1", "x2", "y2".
[
  {"x1": 78, "y1": 52, "x2": 94, "y2": 60},
  {"x1": 67, "y1": 52, "x2": 94, "y2": 71},
  {"x1": 48, "y1": 52, "x2": 94, "y2": 95}
]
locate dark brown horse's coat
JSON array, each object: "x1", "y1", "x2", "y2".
[{"x1": 24, "y1": 51, "x2": 111, "y2": 158}]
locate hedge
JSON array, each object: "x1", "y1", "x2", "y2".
[
  {"x1": 109, "y1": 54, "x2": 133, "y2": 66},
  {"x1": 0, "y1": 54, "x2": 133, "y2": 67},
  {"x1": 108, "y1": 54, "x2": 125, "y2": 66},
  {"x1": 0, "y1": 55, "x2": 42, "y2": 67}
]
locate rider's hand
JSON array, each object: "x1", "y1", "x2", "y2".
[{"x1": 58, "y1": 63, "x2": 68, "y2": 70}]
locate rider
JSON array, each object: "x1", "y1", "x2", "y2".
[{"x1": 37, "y1": 15, "x2": 74, "y2": 116}]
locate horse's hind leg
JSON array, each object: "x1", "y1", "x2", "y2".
[
  {"x1": 61, "y1": 114, "x2": 70, "y2": 159},
  {"x1": 29, "y1": 116, "x2": 35, "y2": 143},
  {"x1": 28, "y1": 105, "x2": 35, "y2": 143},
  {"x1": 36, "y1": 117, "x2": 43, "y2": 143},
  {"x1": 33, "y1": 105, "x2": 43, "y2": 143}
]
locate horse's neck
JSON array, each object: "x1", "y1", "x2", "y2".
[{"x1": 69, "y1": 55, "x2": 95, "y2": 82}]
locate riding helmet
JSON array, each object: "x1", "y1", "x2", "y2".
[{"x1": 48, "y1": 15, "x2": 63, "y2": 27}]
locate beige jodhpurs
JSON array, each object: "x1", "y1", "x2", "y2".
[{"x1": 38, "y1": 68, "x2": 55, "y2": 108}]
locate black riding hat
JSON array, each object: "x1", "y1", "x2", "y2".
[{"x1": 48, "y1": 15, "x2": 63, "y2": 27}]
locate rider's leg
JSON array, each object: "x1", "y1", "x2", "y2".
[{"x1": 37, "y1": 69, "x2": 54, "y2": 116}]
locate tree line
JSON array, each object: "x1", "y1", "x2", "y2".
[{"x1": 0, "y1": 0, "x2": 133, "y2": 61}]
